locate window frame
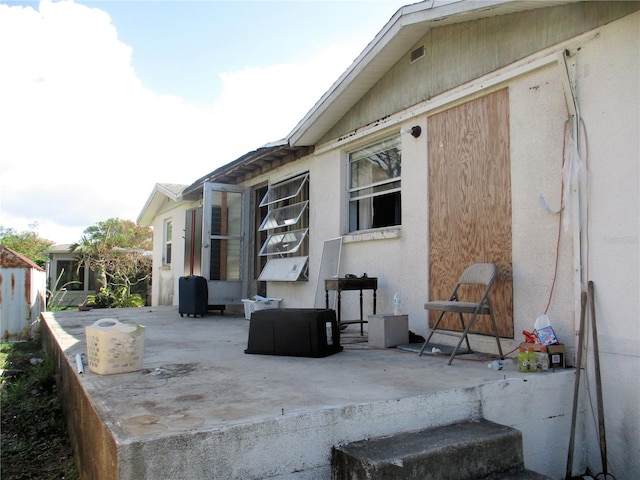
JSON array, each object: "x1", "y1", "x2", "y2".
[
  {"x1": 347, "y1": 136, "x2": 402, "y2": 232},
  {"x1": 163, "y1": 219, "x2": 172, "y2": 266},
  {"x1": 258, "y1": 172, "x2": 310, "y2": 282}
]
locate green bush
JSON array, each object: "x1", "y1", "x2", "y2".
[{"x1": 87, "y1": 286, "x2": 145, "y2": 309}]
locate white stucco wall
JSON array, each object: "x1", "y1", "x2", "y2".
[
  {"x1": 265, "y1": 66, "x2": 578, "y2": 357},
  {"x1": 508, "y1": 63, "x2": 576, "y2": 355},
  {"x1": 260, "y1": 128, "x2": 431, "y2": 330},
  {"x1": 572, "y1": 11, "x2": 639, "y2": 479},
  {"x1": 150, "y1": 203, "x2": 192, "y2": 307}
]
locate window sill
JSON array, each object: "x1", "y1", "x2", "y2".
[{"x1": 343, "y1": 227, "x2": 401, "y2": 243}]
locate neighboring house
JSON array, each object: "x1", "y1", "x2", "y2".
[
  {"x1": 138, "y1": 1, "x2": 639, "y2": 477},
  {"x1": 0, "y1": 245, "x2": 46, "y2": 340},
  {"x1": 46, "y1": 244, "x2": 98, "y2": 308}
]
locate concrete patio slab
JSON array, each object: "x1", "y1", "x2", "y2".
[{"x1": 41, "y1": 307, "x2": 576, "y2": 480}]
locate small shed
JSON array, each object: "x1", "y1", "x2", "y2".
[{"x1": 0, "y1": 245, "x2": 47, "y2": 340}]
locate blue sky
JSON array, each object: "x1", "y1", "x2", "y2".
[
  {"x1": 85, "y1": 1, "x2": 409, "y2": 105},
  {"x1": 0, "y1": 0, "x2": 414, "y2": 243}
]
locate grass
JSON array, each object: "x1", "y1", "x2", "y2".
[{"x1": 1, "y1": 340, "x2": 78, "y2": 480}]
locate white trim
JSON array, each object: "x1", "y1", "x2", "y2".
[{"x1": 343, "y1": 227, "x2": 401, "y2": 244}]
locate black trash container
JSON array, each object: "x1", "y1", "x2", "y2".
[{"x1": 245, "y1": 308, "x2": 342, "y2": 357}]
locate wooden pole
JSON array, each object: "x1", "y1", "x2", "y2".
[{"x1": 566, "y1": 290, "x2": 588, "y2": 480}]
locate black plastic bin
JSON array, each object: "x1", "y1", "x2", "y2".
[
  {"x1": 245, "y1": 308, "x2": 342, "y2": 357},
  {"x1": 178, "y1": 275, "x2": 208, "y2": 317}
]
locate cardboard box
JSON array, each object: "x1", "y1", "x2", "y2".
[{"x1": 519, "y1": 342, "x2": 566, "y2": 368}]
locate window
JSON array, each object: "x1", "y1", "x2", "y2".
[
  {"x1": 348, "y1": 136, "x2": 401, "y2": 232},
  {"x1": 164, "y1": 219, "x2": 172, "y2": 265},
  {"x1": 55, "y1": 260, "x2": 84, "y2": 291},
  {"x1": 207, "y1": 191, "x2": 242, "y2": 281},
  {"x1": 258, "y1": 173, "x2": 309, "y2": 281}
]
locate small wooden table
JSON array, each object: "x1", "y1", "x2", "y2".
[{"x1": 325, "y1": 277, "x2": 377, "y2": 335}]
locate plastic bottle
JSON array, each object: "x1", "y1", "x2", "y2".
[
  {"x1": 527, "y1": 348, "x2": 538, "y2": 373},
  {"x1": 488, "y1": 359, "x2": 504, "y2": 370},
  {"x1": 393, "y1": 292, "x2": 402, "y2": 315},
  {"x1": 517, "y1": 348, "x2": 529, "y2": 373},
  {"x1": 537, "y1": 346, "x2": 549, "y2": 371}
]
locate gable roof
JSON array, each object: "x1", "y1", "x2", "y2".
[
  {"x1": 137, "y1": 183, "x2": 189, "y2": 226},
  {"x1": 0, "y1": 245, "x2": 45, "y2": 271},
  {"x1": 287, "y1": 0, "x2": 578, "y2": 147}
]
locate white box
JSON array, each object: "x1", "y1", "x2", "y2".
[
  {"x1": 368, "y1": 314, "x2": 409, "y2": 348},
  {"x1": 241, "y1": 298, "x2": 282, "y2": 320}
]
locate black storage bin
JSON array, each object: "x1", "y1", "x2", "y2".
[
  {"x1": 245, "y1": 308, "x2": 342, "y2": 357},
  {"x1": 178, "y1": 275, "x2": 208, "y2": 317}
]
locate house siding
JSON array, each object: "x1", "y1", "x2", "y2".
[{"x1": 321, "y1": 1, "x2": 639, "y2": 144}]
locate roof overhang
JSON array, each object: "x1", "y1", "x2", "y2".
[
  {"x1": 287, "y1": 0, "x2": 578, "y2": 147},
  {"x1": 137, "y1": 183, "x2": 188, "y2": 226},
  {"x1": 181, "y1": 141, "x2": 314, "y2": 198},
  {"x1": 0, "y1": 245, "x2": 45, "y2": 271}
]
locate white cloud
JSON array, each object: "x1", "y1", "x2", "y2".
[{"x1": 0, "y1": 0, "x2": 363, "y2": 244}]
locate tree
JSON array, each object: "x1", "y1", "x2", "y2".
[
  {"x1": 0, "y1": 225, "x2": 54, "y2": 268},
  {"x1": 71, "y1": 218, "x2": 152, "y2": 307}
]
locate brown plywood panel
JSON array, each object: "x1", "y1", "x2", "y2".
[{"x1": 428, "y1": 88, "x2": 513, "y2": 338}]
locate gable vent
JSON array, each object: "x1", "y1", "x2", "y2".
[{"x1": 410, "y1": 45, "x2": 425, "y2": 63}]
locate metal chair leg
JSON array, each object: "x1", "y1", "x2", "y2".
[{"x1": 418, "y1": 311, "x2": 445, "y2": 356}]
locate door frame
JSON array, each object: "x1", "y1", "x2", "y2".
[{"x1": 201, "y1": 182, "x2": 250, "y2": 305}]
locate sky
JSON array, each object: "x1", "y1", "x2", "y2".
[{"x1": 0, "y1": 0, "x2": 413, "y2": 244}]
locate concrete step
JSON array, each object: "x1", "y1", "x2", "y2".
[{"x1": 332, "y1": 419, "x2": 551, "y2": 480}]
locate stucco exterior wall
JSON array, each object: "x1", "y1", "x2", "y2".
[
  {"x1": 258, "y1": 127, "x2": 431, "y2": 326},
  {"x1": 572, "y1": 11, "x2": 639, "y2": 478},
  {"x1": 149, "y1": 202, "x2": 193, "y2": 307},
  {"x1": 508, "y1": 63, "x2": 575, "y2": 352},
  {"x1": 265, "y1": 63, "x2": 578, "y2": 355}
]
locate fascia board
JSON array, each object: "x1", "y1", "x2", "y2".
[
  {"x1": 287, "y1": 0, "x2": 576, "y2": 147},
  {"x1": 137, "y1": 183, "x2": 187, "y2": 226}
]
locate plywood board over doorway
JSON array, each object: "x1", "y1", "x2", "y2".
[{"x1": 427, "y1": 88, "x2": 513, "y2": 338}]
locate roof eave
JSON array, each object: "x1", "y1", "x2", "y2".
[
  {"x1": 287, "y1": 0, "x2": 578, "y2": 147},
  {"x1": 137, "y1": 183, "x2": 188, "y2": 226},
  {"x1": 181, "y1": 142, "x2": 313, "y2": 197}
]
